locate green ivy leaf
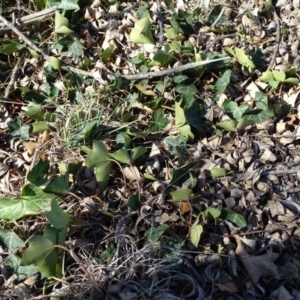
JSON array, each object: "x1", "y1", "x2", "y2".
[
  {"x1": 0, "y1": 40, "x2": 25, "y2": 54},
  {"x1": 223, "y1": 100, "x2": 248, "y2": 120},
  {"x1": 27, "y1": 159, "x2": 50, "y2": 186},
  {"x1": 46, "y1": 200, "x2": 71, "y2": 229},
  {"x1": 175, "y1": 84, "x2": 198, "y2": 96},
  {"x1": 202, "y1": 207, "x2": 221, "y2": 219},
  {"x1": 144, "y1": 224, "x2": 169, "y2": 243},
  {"x1": 190, "y1": 224, "x2": 203, "y2": 247},
  {"x1": 44, "y1": 175, "x2": 70, "y2": 196},
  {"x1": 129, "y1": 17, "x2": 155, "y2": 44},
  {"x1": 85, "y1": 141, "x2": 109, "y2": 168},
  {"x1": 149, "y1": 110, "x2": 168, "y2": 132},
  {"x1": 68, "y1": 41, "x2": 83, "y2": 56},
  {"x1": 20, "y1": 235, "x2": 61, "y2": 278},
  {"x1": 169, "y1": 189, "x2": 192, "y2": 202},
  {"x1": 116, "y1": 132, "x2": 132, "y2": 149},
  {"x1": 211, "y1": 167, "x2": 227, "y2": 178},
  {"x1": 108, "y1": 149, "x2": 131, "y2": 164},
  {"x1": 0, "y1": 184, "x2": 56, "y2": 221},
  {"x1": 221, "y1": 208, "x2": 247, "y2": 228},
  {"x1": 57, "y1": 0, "x2": 79, "y2": 10},
  {"x1": 215, "y1": 70, "x2": 231, "y2": 93},
  {"x1": 0, "y1": 229, "x2": 25, "y2": 253},
  {"x1": 7, "y1": 117, "x2": 30, "y2": 139}
]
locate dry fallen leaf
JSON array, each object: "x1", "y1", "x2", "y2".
[{"x1": 235, "y1": 237, "x2": 280, "y2": 283}]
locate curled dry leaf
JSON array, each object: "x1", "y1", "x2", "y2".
[
  {"x1": 76, "y1": 166, "x2": 98, "y2": 195},
  {"x1": 235, "y1": 237, "x2": 280, "y2": 283},
  {"x1": 123, "y1": 166, "x2": 141, "y2": 181}
]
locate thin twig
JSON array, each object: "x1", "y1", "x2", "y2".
[
  {"x1": 102, "y1": 0, "x2": 142, "y2": 19},
  {"x1": 4, "y1": 57, "x2": 22, "y2": 100},
  {"x1": 0, "y1": 7, "x2": 56, "y2": 34},
  {"x1": 0, "y1": 14, "x2": 50, "y2": 59},
  {"x1": 156, "y1": 0, "x2": 164, "y2": 45},
  {"x1": 261, "y1": 168, "x2": 299, "y2": 176},
  {"x1": 204, "y1": 33, "x2": 236, "y2": 54},
  {"x1": 0, "y1": 13, "x2": 229, "y2": 81},
  {"x1": 267, "y1": 5, "x2": 280, "y2": 70},
  {"x1": 119, "y1": 57, "x2": 230, "y2": 80},
  {"x1": 210, "y1": 5, "x2": 226, "y2": 28}
]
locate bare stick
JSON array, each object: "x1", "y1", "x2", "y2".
[
  {"x1": 0, "y1": 13, "x2": 229, "y2": 81},
  {"x1": 156, "y1": 0, "x2": 164, "y2": 45},
  {"x1": 119, "y1": 57, "x2": 230, "y2": 80},
  {"x1": 4, "y1": 57, "x2": 22, "y2": 100},
  {"x1": 267, "y1": 5, "x2": 280, "y2": 70},
  {"x1": 204, "y1": 33, "x2": 236, "y2": 54},
  {"x1": 103, "y1": 0, "x2": 142, "y2": 19},
  {"x1": 0, "y1": 7, "x2": 56, "y2": 34},
  {"x1": 0, "y1": 14, "x2": 50, "y2": 59}
]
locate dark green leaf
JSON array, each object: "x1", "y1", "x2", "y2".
[
  {"x1": 0, "y1": 229, "x2": 25, "y2": 253},
  {"x1": 44, "y1": 175, "x2": 70, "y2": 196},
  {"x1": 152, "y1": 50, "x2": 174, "y2": 66},
  {"x1": 27, "y1": 159, "x2": 50, "y2": 186},
  {"x1": 215, "y1": 70, "x2": 231, "y2": 93},
  {"x1": 7, "y1": 118, "x2": 30, "y2": 139},
  {"x1": 221, "y1": 208, "x2": 247, "y2": 228},
  {"x1": 46, "y1": 200, "x2": 71, "y2": 229},
  {"x1": 20, "y1": 235, "x2": 61, "y2": 278},
  {"x1": 207, "y1": 5, "x2": 228, "y2": 25},
  {"x1": 127, "y1": 194, "x2": 140, "y2": 210},
  {"x1": 184, "y1": 101, "x2": 206, "y2": 133},
  {"x1": 0, "y1": 40, "x2": 25, "y2": 54},
  {"x1": 144, "y1": 224, "x2": 169, "y2": 243},
  {"x1": 116, "y1": 132, "x2": 132, "y2": 149},
  {"x1": 68, "y1": 41, "x2": 83, "y2": 56},
  {"x1": 149, "y1": 110, "x2": 168, "y2": 132}
]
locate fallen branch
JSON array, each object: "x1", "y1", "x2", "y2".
[
  {"x1": 0, "y1": 12, "x2": 229, "y2": 81},
  {"x1": 119, "y1": 57, "x2": 230, "y2": 80},
  {"x1": 204, "y1": 33, "x2": 236, "y2": 54},
  {"x1": 102, "y1": 0, "x2": 142, "y2": 19},
  {"x1": 4, "y1": 57, "x2": 22, "y2": 100},
  {"x1": 0, "y1": 7, "x2": 56, "y2": 34},
  {"x1": 267, "y1": 5, "x2": 280, "y2": 70},
  {"x1": 156, "y1": 0, "x2": 164, "y2": 45}
]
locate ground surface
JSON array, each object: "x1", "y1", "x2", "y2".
[{"x1": 1, "y1": 0, "x2": 300, "y2": 299}]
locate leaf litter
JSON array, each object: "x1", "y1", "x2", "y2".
[{"x1": 1, "y1": 0, "x2": 300, "y2": 299}]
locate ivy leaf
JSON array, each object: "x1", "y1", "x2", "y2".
[
  {"x1": 27, "y1": 159, "x2": 50, "y2": 186},
  {"x1": 20, "y1": 235, "x2": 61, "y2": 278},
  {"x1": 164, "y1": 134, "x2": 187, "y2": 155},
  {"x1": 221, "y1": 208, "x2": 247, "y2": 228},
  {"x1": 254, "y1": 92, "x2": 270, "y2": 110},
  {"x1": 0, "y1": 40, "x2": 25, "y2": 54},
  {"x1": 144, "y1": 224, "x2": 169, "y2": 243},
  {"x1": 190, "y1": 224, "x2": 203, "y2": 247},
  {"x1": 0, "y1": 184, "x2": 56, "y2": 221},
  {"x1": 57, "y1": 0, "x2": 79, "y2": 10},
  {"x1": 149, "y1": 110, "x2": 168, "y2": 132},
  {"x1": 7, "y1": 117, "x2": 30, "y2": 139},
  {"x1": 184, "y1": 101, "x2": 206, "y2": 133},
  {"x1": 175, "y1": 84, "x2": 198, "y2": 96},
  {"x1": 68, "y1": 41, "x2": 83, "y2": 56},
  {"x1": 215, "y1": 70, "x2": 231, "y2": 93},
  {"x1": 0, "y1": 229, "x2": 25, "y2": 253},
  {"x1": 223, "y1": 100, "x2": 248, "y2": 120}
]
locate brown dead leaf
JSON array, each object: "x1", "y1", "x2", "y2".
[
  {"x1": 134, "y1": 84, "x2": 157, "y2": 96},
  {"x1": 123, "y1": 166, "x2": 141, "y2": 181},
  {"x1": 235, "y1": 237, "x2": 280, "y2": 283},
  {"x1": 23, "y1": 141, "x2": 40, "y2": 156},
  {"x1": 178, "y1": 201, "x2": 191, "y2": 214}
]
